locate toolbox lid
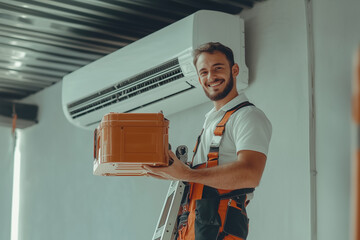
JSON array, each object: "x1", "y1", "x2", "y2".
[{"x1": 100, "y1": 112, "x2": 169, "y2": 127}]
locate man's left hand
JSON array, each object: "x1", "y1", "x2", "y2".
[{"x1": 143, "y1": 150, "x2": 191, "y2": 181}]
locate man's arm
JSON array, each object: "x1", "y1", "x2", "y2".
[{"x1": 144, "y1": 149, "x2": 266, "y2": 190}]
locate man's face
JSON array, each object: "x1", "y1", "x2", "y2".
[{"x1": 195, "y1": 51, "x2": 237, "y2": 101}]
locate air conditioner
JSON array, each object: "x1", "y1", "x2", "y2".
[{"x1": 62, "y1": 10, "x2": 248, "y2": 129}]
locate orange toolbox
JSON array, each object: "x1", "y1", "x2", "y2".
[{"x1": 93, "y1": 112, "x2": 170, "y2": 176}]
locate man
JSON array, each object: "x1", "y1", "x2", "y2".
[{"x1": 144, "y1": 42, "x2": 272, "y2": 240}]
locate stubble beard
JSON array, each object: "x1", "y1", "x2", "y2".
[{"x1": 203, "y1": 73, "x2": 235, "y2": 101}]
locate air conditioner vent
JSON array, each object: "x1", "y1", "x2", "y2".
[{"x1": 67, "y1": 58, "x2": 185, "y2": 119}]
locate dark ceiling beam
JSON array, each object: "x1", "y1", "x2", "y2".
[
  {"x1": 0, "y1": 70, "x2": 59, "y2": 86},
  {"x1": 114, "y1": 0, "x2": 195, "y2": 18},
  {"x1": 0, "y1": 0, "x2": 168, "y2": 37},
  {"x1": 0, "y1": 82, "x2": 41, "y2": 92},
  {"x1": 0, "y1": 2, "x2": 146, "y2": 40},
  {"x1": 170, "y1": 0, "x2": 244, "y2": 14},
  {"x1": 211, "y1": 0, "x2": 254, "y2": 9}
]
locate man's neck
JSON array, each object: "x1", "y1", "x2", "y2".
[{"x1": 213, "y1": 92, "x2": 239, "y2": 111}]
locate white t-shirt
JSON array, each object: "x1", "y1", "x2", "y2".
[{"x1": 191, "y1": 93, "x2": 272, "y2": 167}]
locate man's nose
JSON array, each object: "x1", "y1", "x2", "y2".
[{"x1": 207, "y1": 70, "x2": 217, "y2": 81}]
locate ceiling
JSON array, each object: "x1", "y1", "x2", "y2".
[{"x1": 0, "y1": 0, "x2": 262, "y2": 102}]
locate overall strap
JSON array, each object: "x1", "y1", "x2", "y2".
[
  {"x1": 207, "y1": 101, "x2": 254, "y2": 165},
  {"x1": 190, "y1": 128, "x2": 204, "y2": 167}
]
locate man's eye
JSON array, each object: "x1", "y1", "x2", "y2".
[{"x1": 200, "y1": 72, "x2": 207, "y2": 76}]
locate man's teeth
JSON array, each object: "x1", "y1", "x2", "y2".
[{"x1": 209, "y1": 81, "x2": 222, "y2": 87}]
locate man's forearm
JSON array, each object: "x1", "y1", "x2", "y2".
[
  {"x1": 144, "y1": 150, "x2": 266, "y2": 189},
  {"x1": 183, "y1": 159, "x2": 263, "y2": 190}
]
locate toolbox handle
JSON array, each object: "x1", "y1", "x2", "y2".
[{"x1": 93, "y1": 128, "x2": 100, "y2": 160}]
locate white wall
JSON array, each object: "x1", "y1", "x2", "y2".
[
  {"x1": 313, "y1": 0, "x2": 360, "y2": 239},
  {"x1": 240, "y1": 0, "x2": 312, "y2": 238},
  {"x1": 10, "y1": 0, "x2": 359, "y2": 239},
  {"x1": 0, "y1": 127, "x2": 13, "y2": 240}
]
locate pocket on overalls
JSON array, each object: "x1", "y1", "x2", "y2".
[
  {"x1": 176, "y1": 211, "x2": 189, "y2": 239},
  {"x1": 223, "y1": 205, "x2": 249, "y2": 239},
  {"x1": 194, "y1": 198, "x2": 221, "y2": 240}
]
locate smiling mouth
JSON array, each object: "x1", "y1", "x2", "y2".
[{"x1": 208, "y1": 80, "x2": 224, "y2": 87}]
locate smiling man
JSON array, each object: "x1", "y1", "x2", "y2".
[{"x1": 145, "y1": 42, "x2": 272, "y2": 240}]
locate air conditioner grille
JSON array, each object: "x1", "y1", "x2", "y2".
[{"x1": 68, "y1": 58, "x2": 186, "y2": 119}]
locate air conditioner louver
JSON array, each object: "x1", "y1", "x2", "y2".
[{"x1": 68, "y1": 58, "x2": 184, "y2": 119}]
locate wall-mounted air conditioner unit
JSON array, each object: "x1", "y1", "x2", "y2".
[{"x1": 62, "y1": 10, "x2": 248, "y2": 129}]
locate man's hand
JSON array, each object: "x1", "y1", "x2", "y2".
[{"x1": 143, "y1": 150, "x2": 191, "y2": 181}]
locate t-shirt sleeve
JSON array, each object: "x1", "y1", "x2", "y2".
[{"x1": 232, "y1": 108, "x2": 272, "y2": 156}]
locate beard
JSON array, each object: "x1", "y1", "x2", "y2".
[{"x1": 203, "y1": 73, "x2": 235, "y2": 101}]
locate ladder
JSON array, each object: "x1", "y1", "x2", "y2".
[{"x1": 152, "y1": 145, "x2": 188, "y2": 240}]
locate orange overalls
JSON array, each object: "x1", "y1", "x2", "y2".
[{"x1": 176, "y1": 101, "x2": 255, "y2": 240}]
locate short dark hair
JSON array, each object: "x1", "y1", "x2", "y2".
[{"x1": 192, "y1": 42, "x2": 235, "y2": 68}]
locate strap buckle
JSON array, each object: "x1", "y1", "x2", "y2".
[
  {"x1": 210, "y1": 135, "x2": 222, "y2": 148},
  {"x1": 246, "y1": 192, "x2": 254, "y2": 201}
]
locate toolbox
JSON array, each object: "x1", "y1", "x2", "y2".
[{"x1": 93, "y1": 112, "x2": 170, "y2": 176}]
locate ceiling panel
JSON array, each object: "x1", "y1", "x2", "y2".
[{"x1": 0, "y1": 0, "x2": 263, "y2": 101}]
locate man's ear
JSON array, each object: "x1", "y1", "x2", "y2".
[
  {"x1": 232, "y1": 63, "x2": 239, "y2": 77},
  {"x1": 198, "y1": 77, "x2": 201, "y2": 84}
]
